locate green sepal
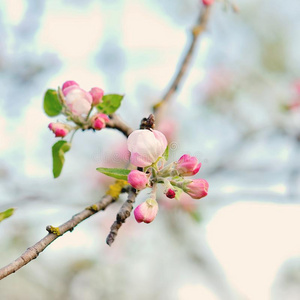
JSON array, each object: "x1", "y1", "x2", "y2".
[
  {"x1": 44, "y1": 89, "x2": 63, "y2": 117},
  {"x1": 96, "y1": 94, "x2": 124, "y2": 114},
  {"x1": 52, "y1": 141, "x2": 71, "y2": 178},
  {"x1": 0, "y1": 208, "x2": 15, "y2": 223},
  {"x1": 162, "y1": 145, "x2": 169, "y2": 161},
  {"x1": 174, "y1": 187, "x2": 184, "y2": 200},
  {"x1": 96, "y1": 167, "x2": 130, "y2": 181}
]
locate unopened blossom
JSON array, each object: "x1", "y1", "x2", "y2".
[
  {"x1": 62, "y1": 81, "x2": 93, "y2": 116},
  {"x1": 62, "y1": 80, "x2": 79, "y2": 92},
  {"x1": 176, "y1": 154, "x2": 201, "y2": 176},
  {"x1": 134, "y1": 198, "x2": 158, "y2": 223},
  {"x1": 48, "y1": 122, "x2": 71, "y2": 138},
  {"x1": 128, "y1": 170, "x2": 149, "y2": 190},
  {"x1": 91, "y1": 113, "x2": 109, "y2": 130},
  {"x1": 186, "y1": 179, "x2": 209, "y2": 199},
  {"x1": 127, "y1": 130, "x2": 167, "y2": 167},
  {"x1": 165, "y1": 188, "x2": 176, "y2": 199},
  {"x1": 89, "y1": 87, "x2": 104, "y2": 106}
]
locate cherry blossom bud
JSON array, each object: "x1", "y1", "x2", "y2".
[
  {"x1": 202, "y1": 0, "x2": 214, "y2": 5},
  {"x1": 63, "y1": 84, "x2": 93, "y2": 116},
  {"x1": 91, "y1": 113, "x2": 110, "y2": 130},
  {"x1": 186, "y1": 179, "x2": 209, "y2": 199},
  {"x1": 48, "y1": 122, "x2": 71, "y2": 138},
  {"x1": 62, "y1": 81, "x2": 79, "y2": 94},
  {"x1": 165, "y1": 188, "x2": 176, "y2": 199},
  {"x1": 134, "y1": 199, "x2": 158, "y2": 224},
  {"x1": 176, "y1": 154, "x2": 201, "y2": 176},
  {"x1": 128, "y1": 170, "x2": 149, "y2": 190},
  {"x1": 127, "y1": 130, "x2": 168, "y2": 167},
  {"x1": 89, "y1": 87, "x2": 104, "y2": 106}
]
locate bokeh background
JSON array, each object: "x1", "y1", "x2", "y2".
[{"x1": 1, "y1": 0, "x2": 300, "y2": 299}]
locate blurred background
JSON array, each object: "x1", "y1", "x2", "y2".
[{"x1": 1, "y1": 0, "x2": 300, "y2": 299}]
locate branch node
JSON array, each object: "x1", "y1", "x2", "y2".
[
  {"x1": 140, "y1": 114, "x2": 155, "y2": 130},
  {"x1": 86, "y1": 204, "x2": 99, "y2": 212},
  {"x1": 46, "y1": 225, "x2": 61, "y2": 236},
  {"x1": 106, "y1": 180, "x2": 128, "y2": 199}
]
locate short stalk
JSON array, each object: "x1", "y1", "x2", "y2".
[
  {"x1": 151, "y1": 182, "x2": 157, "y2": 199},
  {"x1": 85, "y1": 107, "x2": 94, "y2": 121},
  {"x1": 70, "y1": 128, "x2": 79, "y2": 143}
]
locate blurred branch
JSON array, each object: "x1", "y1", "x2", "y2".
[
  {"x1": 153, "y1": 5, "x2": 212, "y2": 115},
  {"x1": 106, "y1": 189, "x2": 137, "y2": 246},
  {"x1": 0, "y1": 194, "x2": 115, "y2": 280}
]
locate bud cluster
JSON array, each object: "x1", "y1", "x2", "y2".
[
  {"x1": 126, "y1": 130, "x2": 209, "y2": 224},
  {"x1": 48, "y1": 80, "x2": 108, "y2": 139}
]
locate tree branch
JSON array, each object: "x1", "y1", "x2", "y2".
[
  {"x1": 106, "y1": 113, "x2": 133, "y2": 137},
  {"x1": 106, "y1": 188, "x2": 138, "y2": 246},
  {"x1": 153, "y1": 6, "x2": 212, "y2": 114},
  {"x1": 0, "y1": 194, "x2": 115, "y2": 280}
]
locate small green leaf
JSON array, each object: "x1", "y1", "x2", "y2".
[
  {"x1": 175, "y1": 187, "x2": 184, "y2": 200},
  {"x1": 162, "y1": 145, "x2": 169, "y2": 161},
  {"x1": 44, "y1": 89, "x2": 63, "y2": 117},
  {"x1": 96, "y1": 167, "x2": 130, "y2": 180},
  {"x1": 52, "y1": 141, "x2": 71, "y2": 178},
  {"x1": 0, "y1": 208, "x2": 15, "y2": 223},
  {"x1": 97, "y1": 94, "x2": 124, "y2": 114}
]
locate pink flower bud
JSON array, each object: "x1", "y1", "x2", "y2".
[
  {"x1": 134, "y1": 199, "x2": 158, "y2": 224},
  {"x1": 48, "y1": 122, "x2": 71, "y2": 138},
  {"x1": 127, "y1": 130, "x2": 168, "y2": 167},
  {"x1": 89, "y1": 87, "x2": 104, "y2": 106},
  {"x1": 165, "y1": 188, "x2": 176, "y2": 199},
  {"x1": 128, "y1": 170, "x2": 149, "y2": 190},
  {"x1": 63, "y1": 85, "x2": 93, "y2": 116},
  {"x1": 91, "y1": 113, "x2": 109, "y2": 130},
  {"x1": 186, "y1": 179, "x2": 209, "y2": 199},
  {"x1": 202, "y1": 0, "x2": 214, "y2": 5},
  {"x1": 62, "y1": 81, "x2": 79, "y2": 94},
  {"x1": 176, "y1": 154, "x2": 201, "y2": 176}
]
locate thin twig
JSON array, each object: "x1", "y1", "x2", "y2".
[
  {"x1": 106, "y1": 189, "x2": 138, "y2": 246},
  {"x1": 153, "y1": 6, "x2": 212, "y2": 115},
  {"x1": 106, "y1": 113, "x2": 133, "y2": 137},
  {"x1": 0, "y1": 194, "x2": 115, "y2": 280}
]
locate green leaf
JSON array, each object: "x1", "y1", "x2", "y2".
[
  {"x1": 52, "y1": 141, "x2": 71, "y2": 178},
  {"x1": 44, "y1": 89, "x2": 63, "y2": 117},
  {"x1": 96, "y1": 94, "x2": 124, "y2": 114},
  {"x1": 96, "y1": 167, "x2": 130, "y2": 180},
  {"x1": 162, "y1": 145, "x2": 169, "y2": 161},
  {"x1": 0, "y1": 208, "x2": 15, "y2": 223}
]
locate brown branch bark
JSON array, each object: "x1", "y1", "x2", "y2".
[
  {"x1": 106, "y1": 113, "x2": 133, "y2": 137},
  {"x1": 0, "y1": 194, "x2": 115, "y2": 280},
  {"x1": 106, "y1": 189, "x2": 138, "y2": 246},
  {"x1": 153, "y1": 6, "x2": 212, "y2": 116}
]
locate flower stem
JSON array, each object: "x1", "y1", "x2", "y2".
[
  {"x1": 85, "y1": 107, "x2": 94, "y2": 121},
  {"x1": 151, "y1": 182, "x2": 157, "y2": 199},
  {"x1": 70, "y1": 128, "x2": 79, "y2": 143}
]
